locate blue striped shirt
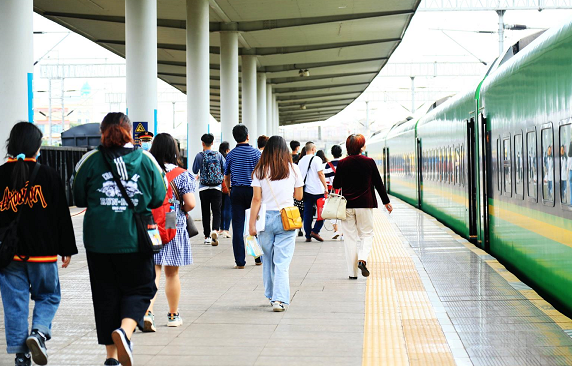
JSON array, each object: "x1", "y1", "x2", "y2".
[{"x1": 224, "y1": 143, "x2": 261, "y2": 187}]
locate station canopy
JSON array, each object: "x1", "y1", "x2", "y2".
[{"x1": 34, "y1": 0, "x2": 420, "y2": 126}]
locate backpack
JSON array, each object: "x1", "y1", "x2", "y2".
[
  {"x1": 200, "y1": 151, "x2": 224, "y2": 186},
  {"x1": 152, "y1": 167, "x2": 186, "y2": 244}
]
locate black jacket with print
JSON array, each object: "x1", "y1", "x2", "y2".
[{"x1": 0, "y1": 160, "x2": 78, "y2": 258}]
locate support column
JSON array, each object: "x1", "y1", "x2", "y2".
[
  {"x1": 273, "y1": 94, "x2": 279, "y2": 136},
  {"x1": 256, "y1": 73, "x2": 267, "y2": 136},
  {"x1": 220, "y1": 31, "x2": 239, "y2": 144},
  {"x1": 0, "y1": 0, "x2": 33, "y2": 158},
  {"x1": 126, "y1": 0, "x2": 157, "y2": 135},
  {"x1": 241, "y1": 55, "x2": 257, "y2": 139},
  {"x1": 266, "y1": 85, "x2": 273, "y2": 136},
  {"x1": 186, "y1": 0, "x2": 210, "y2": 159}
]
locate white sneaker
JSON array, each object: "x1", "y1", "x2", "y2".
[
  {"x1": 204, "y1": 237, "x2": 212, "y2": 245},
  {"x1": 332, "y1": 232, "x2": 341, "y2": 240},
  {"x1": 272, "y1": 301, "x2": 287, "y2": 312},
  {"x1": 223, "y1": 231, "x2": 232, "y2": 238},
  {"x1": 210, "y1": 231, "x2": 219, "y2": 246}
]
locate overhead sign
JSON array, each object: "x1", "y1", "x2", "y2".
[{"x1": 133, "y1": 122, "x2": 148, "y2": 147}]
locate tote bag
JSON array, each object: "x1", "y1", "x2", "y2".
[{"x1": 321, "y1": 189, "x2": 347, "y2": 220}]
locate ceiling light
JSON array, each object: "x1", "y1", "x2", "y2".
[
  {"x1": 298, "y1": 69, "x2": 310, "y2": 77},
  {"x1": 300, "y1": 104, "x2": 307, "y2": 110}
]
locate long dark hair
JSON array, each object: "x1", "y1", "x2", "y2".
[
  {"x1": 253, "y1": 136, "x2": 294, "y2": 181},
  {"x1": 101, "y1": 112, "x2": 133, "y2": 148},
  {"x1": 149, "y1": 133, "x2": 182, "y2": 170},
  {"x1": 6, "y1": 122, "x2": 43, "y2": 189},
  {"x1": 316, "y1": 150, "x2": 328, "y2": 163},
  {"x1": 219, "y1": 141, "x2": 230, "y2": 158}
]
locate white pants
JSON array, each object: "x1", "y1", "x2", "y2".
[{"x1": 341, "y1": 208, "x2": 374, "y2": 277}]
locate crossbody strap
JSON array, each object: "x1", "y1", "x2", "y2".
[
  {"x1": 13, "y1": 163, "x2": 41, "y2": 224},
  {"x1": 303, "y1": 156, "x2": 316, "y2": 184},
  {"x1": 100, "y1": 148, "x2": 136, "y2": 210},
  {"x1": 265, "y1": 177, "x2": 285, "y2": 209},
  {"x1": 328, "y1": 161, "x2": 336, "y2": 173}
]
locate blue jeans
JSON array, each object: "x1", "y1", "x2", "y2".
[
  {"x1": 258, "y1": 211, "x2": 296, "y2": 304},
  {"x1": 0, "y1": 261, "x2": 61, "y2": 354},
  {"x1": 303, "y1": 192, "x2": 324, "y2": 238},
  {"x1": 221, "y1": 193, "x2": 232, "y2": 231}
]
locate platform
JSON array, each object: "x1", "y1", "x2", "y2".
[{"x1": 1, "y1": 198, "x2": 572, "y2": 365}]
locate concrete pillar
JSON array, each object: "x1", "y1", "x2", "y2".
[
  {"x1": 220, "y1": 32, "x2": 239, "y2": 144},
  {"x1": 126, "y1": 0, "x2": 157, "y2": 134},
  {"x1": 266, "y1": 85, "x2": 273, "y2": 136},
  {"x1": 186, "y1": 0, "x2": 210, "y2": 158},
  {"x1": 256, "y1": 73, "x2": 267, "y2": 136},
  {"x1": 273, "y1": 94, "x2": 279, "y2": 136},
  {"x1": 241, "y1": 55, "x2": 257, "y2": 139},
  {"x1": 0, "y1": 0, "x2": 33, "y2": 158}
]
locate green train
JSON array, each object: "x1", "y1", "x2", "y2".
[{"x1": 367, "y1": 19, "x2": 572, "y2": 314}]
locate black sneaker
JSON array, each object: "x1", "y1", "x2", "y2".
[
  {"x1": 15, "y1": 353, "x2": 31, "y2": 366},
  {"x1": 26, "y1": 330, "x2": 48, "y2": 365},
  {"x1": 358, "y1": 261, "x2": 370, "y2": 277},
  {"x1": 104, "y1": 358, "x2": 120, "y2": 365},
  {"x1": 111, "y1": 328, "x2": 133, "y2": 366}
]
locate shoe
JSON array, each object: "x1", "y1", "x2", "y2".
[
  {"x1": 211, "y1": 231, "x2": 219, "y2": 246},
  {"x1": 167, "y1": 312, "x2": 183, "y2": 327},
  {"x1": 349, "y1": 276, "x2": 358, "y2": 280},
  {"x1": 310, "y1": 232, "x2": 324, "y2": 242},
  {"x1": 204, "y1": 237, "x2": 212, "y2": 245},
  {"x1": 272, "y1": 301, "x2": 287, "y2": 312},
  {"x1": 305, "y1": 237, "x2": 311, "y2": 242},
  {"x1": 255, "y1": 261, "x2": 262, "y2": 266},
  {"x1": 332, "y1": 232, "x2": 340, "y2": 240},
  {"x1": 223, "y1": 231, "x2": 232, "y2": 238},
  {"x1": 358, "y1": 261, "x2": 370, "y2": 277},
  {"x1": 143, "y1": 310, "x2": 156, "y2": 332},
  {"x1": 234, "y1": 265, "x2": 245, "y2": 269},
  {"x1": 111, "y1": 328, "x2": 133, "y2": 366},
  {"x1": 298, "y1": 230, "x2": 303, "y2": 237},
  {"x1": 15, "y1": 353, "x2": 31, "y2": 366},
  {"x1": 26, "y1": 330, "x2": 48, "y2": 366},
  {"x1": 104, "y1": 359, "x2": 120, "y2": 366}
]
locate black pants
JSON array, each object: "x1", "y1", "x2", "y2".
[
  {"x1": 86, "y1": 252, "x2": 156, "y2": 345},
  {"x1": 230, "y1": 186, "x2": 261, "y2": 266},
  {"x1": 199, "y1": 189, "x2": 223, "y2": 237}
]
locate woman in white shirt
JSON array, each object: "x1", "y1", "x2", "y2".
[{"x1": 249, "y1": 136, "x2": 304, "y2": 312}]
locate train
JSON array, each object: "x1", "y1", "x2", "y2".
[{"x1": 366, "y1": 19, "x2": 572, "y2": 315}]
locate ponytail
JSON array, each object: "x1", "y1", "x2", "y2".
[{"x1": 5, "y1": 122, "x2": 43, "y2": 190}]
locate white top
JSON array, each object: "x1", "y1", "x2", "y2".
[
  {"x1": 298, "y1": 154, "x2": 325, "y2": 195},
  {"x1": 251, "y1": 164, "x2": 304, "y2": 211},
  {"x1": 561, "y1": 156, "x2": 568, "y2": 179}
]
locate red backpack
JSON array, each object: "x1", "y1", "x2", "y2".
[{"x1": 153, "y1": 167, "x2": 186, "y2": 244}]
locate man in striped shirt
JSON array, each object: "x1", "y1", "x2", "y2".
[{"x1": 224, "y1": 124, "x2": 262, "y2": 268}]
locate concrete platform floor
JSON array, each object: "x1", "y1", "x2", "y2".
[{"x1": 0, "y1": 198, "x2": 571, "y2": 365}]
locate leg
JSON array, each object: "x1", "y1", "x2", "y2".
[
  {"x1": 164, "y1": 266, "x2": 181, "y2": 314},
  {"x1": 340, "y1": 209, "x2": 359, "y2": 278},
  {"x1": 303, "y1": 192, "x2": 314, "y2": 239},
  {"x1": 147, "y1": 265, "x2": 162, "y2": 313},
  {"x1": 258, "y1": 213, "x2": 276, "y2": 300},
  {"x1": 211, "y1": 191, "x2": 223, "y2": 232},
  {"x1": 199, "y1": 190, "x2": 212, "y2": 238},
  {"x1": 0, "y1": 262, "x2": 31, "y2": 354},
  {"x1": 28, "y1": 262, "x2": 61, "y2": 340},
  {"x1": 223, "y1": 194, "x2": 232, "y2": 231},
  {"x1": 312, "y1": 194, "x2": 325, "y2": 234},
  {"x1": 242, "y1": 187, "x2": 261, "y2": 264},
  {"x1": 355, "y1": 209, "x2": 375, "y2": 263},
  {"x1": 271, "y1": 221, "x2": 297, "y2": 304},
  {"x1": 231, "y1": 189, "x2": 247, "y2": 266}
]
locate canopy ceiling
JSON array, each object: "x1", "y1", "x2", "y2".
[{"x1": 34, "y1": 0, "x2": 420, "y2": 126}]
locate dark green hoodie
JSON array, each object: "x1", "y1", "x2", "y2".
[{"x1": 72, "y1": 146, "x2": 166, "y2": 254}]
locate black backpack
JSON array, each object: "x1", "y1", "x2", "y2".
[{"x1": 0, "y1": 163, "x2": 41, "y2": 268}]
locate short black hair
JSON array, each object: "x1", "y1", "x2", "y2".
[
  {"x1": 290, "y1": 140, "x2": 300, "y2": 151},
  {"x1": 232, "y1": 124, "x2": 248, "y2": 143},
  {"x1": 331, "y1": 144, "x2": 342, "y2": 158},
  {"x1": 257, "y1": 135, "x2": 269, "y2": 149},
  {"x1": 201, "y1": 133, "x2": 214, "y2": 146}
]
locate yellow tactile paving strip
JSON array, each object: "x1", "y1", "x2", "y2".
[{"x1": 363, "y1": 210, "x2": 456, "y2": 366}]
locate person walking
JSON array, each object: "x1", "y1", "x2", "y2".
[
  {"x1": 72, "y1": 112, "x2": 166, "y2": 366},
  {"x1": 323, "y1": 144, "x2": 343, "y2": 239},
  {"x1": 0, "y1": 122, "x2": 77, "y2": 366},
  {"x1": 249, "y1": 136, "x2": 303, "y2": 312},
  {"x1": 192, "y1": 133, "x2": 225, "y2": 246},
  {"x1": 143, "y1": 133, "x2": 196, "y2": 332},
  {"x1": 257, "y1": 135, "x2": 269, "y2": 151},
  {"x1": 219, "y1": 142, "x2": 232, "y2": 238},
  {"x1": 223, "y1": 125, "x2": 262, "y2": 268},
  {"x1": 290, "y1": 140, "x2": 301, "y2": 163},
  {"x1": 332, "y1": 134, "x2": 393, "y2": 280},
  {"x1": 298, "y1": 142, "x2": 329, "y2": 242}
]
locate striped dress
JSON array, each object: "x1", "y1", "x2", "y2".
[{"x1": 154, "y1": 164, "x2": 196, "y2": 266}]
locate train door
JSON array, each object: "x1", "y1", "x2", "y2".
[
  {"x1": 467, "y1": 118, "x2": 478, "y2": 242},
  {"x1": 477, "y1": 113, "x2": 491, "y2": 250},
  {"x1": 385, "y1": 147, "x2": 390, "y2": 192},
  {"x1": 416, "y1": 138, "x2": 423, "y2": 208}
]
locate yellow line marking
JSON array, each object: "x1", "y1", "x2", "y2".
[{"x1": 363, "y1": 210, "x2": 456, "y2": 366}]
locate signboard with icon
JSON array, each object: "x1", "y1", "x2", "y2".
[{"x1": 133, "y1": 122, "x2": 148, "y2": 147}]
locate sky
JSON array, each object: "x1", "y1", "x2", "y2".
[{"x1": 31, "y1": 3, "x2": 572, "y2": 141}]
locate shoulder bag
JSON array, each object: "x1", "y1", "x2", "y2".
[
  {"x1": 266, "y1": 178, "x2": 302, "y2": 231},
  {"x1": 101, "y1": 149, "x2": 162, "y2": 255},
  {"x1": 169, "y1": 170, "x2": 199, "y2": 238},
  {"x1": 0, "y1": 163, "x2": 41, "y2": 268}
]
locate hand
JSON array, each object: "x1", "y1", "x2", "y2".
[
  {"x1": 385, "y1": 203, "x2": 393, "y2": 214},
  {"x1": 61, "y1": 256, "x2": 71, "y2": 268},
  {"x1": 324, "y1": 188, "x2": 329, "y2": 197},
  {"x1": 249, "y1": 224, "x2": 257, "y2": 237}
]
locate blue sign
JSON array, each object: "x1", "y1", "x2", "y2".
[{"x1": 133, "y1": 121, "x2": 148, "y2": 147}]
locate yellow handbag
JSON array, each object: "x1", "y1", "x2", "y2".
[{"x1": 266, "y1": 178, "x2": 302, "y2": 231}]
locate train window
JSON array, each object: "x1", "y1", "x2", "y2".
[
  {"x1": 455, "y1": 147, "x2": 460, "y2": 185},
  {"x1": 527, "y1": 132, "x2": 537, "y2": 200},
  {"x1": 503, "y1": 138, "x2": 512, "y2": 195},
  {"x1": 460, "y1": 144, "x2": 464, "y2": 186},
  {"x1": 514, "y1": 134, "x2": 524, "y2": 196},
  {"x1": 449, "y1": 147, "x2": 453, "y2": 184},
  {"x1": 541, "y1": 127, "x2": 555, "y2": 203},
  {"x1": 559, "y1": 123, "x2": 571, "y2": 205},
  {"x1": 497, "y1": 138, "x2": 501, "y2": 191}
]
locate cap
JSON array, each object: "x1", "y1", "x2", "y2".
[{"x1": 140, "y1": 131, "x2": 154, "y2": 141}]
